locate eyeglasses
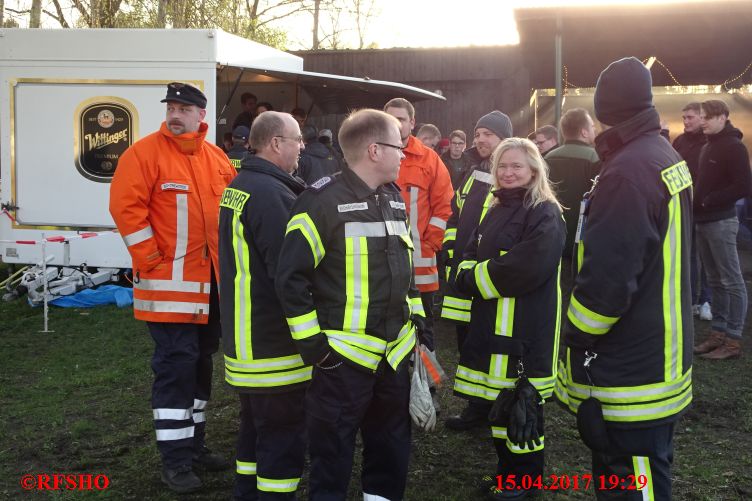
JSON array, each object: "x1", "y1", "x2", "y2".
[
  {"x1": 275, "y1": 135, "x2": 304, "y2": 143},
  {"x1": 375, "y1": 142, "x2": 403, "y2": 151},
  {"x1": 450, "y1": 141, "x2": 465, "y2": 146}
]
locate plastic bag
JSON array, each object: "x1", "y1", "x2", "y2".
[
  {"x1": 418, "y1": 345, "x2": 446, "y2": 388},
  {"x1": 409, "y1": 346, "x2": 437, "y2": 431}
]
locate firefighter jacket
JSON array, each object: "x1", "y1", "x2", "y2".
[
  {"x1": 440, "y1": 149, "x2": 495, "y2": 324},
  {"x1": 218, "y1": 155, "x2": 311, "y2": 393},
  {"x1": 397, "y1": 135, "x2": 454, "y2": 293},
  {"x1": 554, "y1": 108, "x2": 694, "y2": 428},
  {"x1": 110, "y1": 122, "x2": 236, "y2": 324},
  {"x1": 226, "y1": 144, "x2": 249, "y2": 169},
  {"x1": 452, "y1": 188, "x2": 565, "y2": 402},
  {"x1": 275, "y1": 166, "x2": 424, "y2": 373}
]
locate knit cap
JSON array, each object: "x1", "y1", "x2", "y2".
[
  {"x1": 594, "y1": 57, "x2": 654, "y2": 126},
  {"x1": 475, "y1": 111, "x2": 513, "y2": 140}
]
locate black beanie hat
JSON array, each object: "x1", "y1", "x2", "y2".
[
  {"x1": 594, "y1": 57, "x2": 653, "y2": 126},
  {"x1": 475, "y1": 110, "x2": 513, "y2": 140}
]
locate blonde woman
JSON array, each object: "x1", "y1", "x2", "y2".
[{"x1": 452, "y1": 137, "x2": 565, "y2": 500}]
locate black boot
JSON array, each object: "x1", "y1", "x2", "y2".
[
  {"x1": 161, "y1": 465, "x2": 201, "y2": 493},
  {"x1": 193, "y1": 445, "x2": 230, "y2": 471},
  {"x1": 445, "y1": 401, "x2": 489, "y2": 431}
]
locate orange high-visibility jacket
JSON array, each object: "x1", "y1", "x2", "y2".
[
  {"x1": 397, "y1": 135, "x2": 454, "y2": 292},
  {"x1": 110, "y1": 122, "x2": 236, "y2": 324}
]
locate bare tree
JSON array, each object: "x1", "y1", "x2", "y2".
[
  {"x1": 0, "y1": 0, "x2": 4, "y2": 26},
  {"x1": 312, "y1": 0, "x2": 320, "y2": 49},
  {"x1": 156, "y1": 0, "x2": 168, "y2": 27},
  {"x1": 351, "y1": 0, "x2": 377, "y2": 49},
  {"x1": 29, "y1": 0, "x2": 41, "y2": 27}
]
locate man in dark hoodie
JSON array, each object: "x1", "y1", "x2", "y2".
[
  {"x1": 296, "y1": 124, "x2": 341, "y2": 185},
  {"x1": 555, "y1": 57, "x2": 693, "y2": 501},
  {"x1": 692, "y1": 100, "x2": 751, "y2": 359}
]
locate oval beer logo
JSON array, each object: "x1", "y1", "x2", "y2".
[{"x1": 75, "y1": 98, "x2": 136, "y2": 182}]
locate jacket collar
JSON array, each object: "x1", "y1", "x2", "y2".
[
  {"x1": 595, "y1": 107, "x2": 660, "y2": 162},
  {"x1": 563, "y1": 139, "x2": 593, "y2": 147},
  {"x1": 242, "y1": 155, "x2": 305, "y2": 194},
  {"x1": 341, "y1": 166, "x2": 399, "y2": 200},
  {"x1": 402, "y1": 135, "x2": 425, "y2": 156},
  {"x1": 159, "y1": 122, "x2": 208, "y2": 155}
]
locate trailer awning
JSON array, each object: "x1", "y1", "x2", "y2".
[{"x1": 217, "y1": 64, "x2": 445, "y2": 114}]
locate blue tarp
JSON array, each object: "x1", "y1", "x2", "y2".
[{"x1": 49, "y1": 285, "x2": 133, "y2": 308}]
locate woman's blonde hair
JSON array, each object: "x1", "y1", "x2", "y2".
[{"x1": 489, "y1": 137, "x2": 562, "y2": 211}]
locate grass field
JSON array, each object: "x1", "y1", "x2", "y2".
[{"x1": 1, "y1": 265, "x2": 751, "y2": 500}]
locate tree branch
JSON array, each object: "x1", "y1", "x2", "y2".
[{"x1": 47, "y1": 0, "x2": 71, "y2": 28}]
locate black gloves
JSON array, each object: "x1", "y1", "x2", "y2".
[
  {"x1": 488, "y1": 389, "x2": 515, "y2": 425},
  {"x1": 411, "y1": 314, "x2": 428, "y2": 345},
  {"x1": 506, "y1": 376, "x2": 543, "y2": 450}
]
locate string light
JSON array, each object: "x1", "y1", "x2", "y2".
[{"x1": 723, "y1": 59, "x2": 752, "y2": 91}]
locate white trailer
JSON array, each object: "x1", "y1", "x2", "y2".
[{"x1": 0, "y1": 28, "x2": 443, "y2": 270}]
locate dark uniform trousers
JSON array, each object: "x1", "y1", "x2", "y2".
[
  {"x1": 592, "y1": 422, "x2": 675, "y2": 500},
  {"x1": 234, "y1": 390, "x2": 306, "y2": 500},
  {"x1": 307, "y1": 359, "x2": 411, "y2": 501},
  {"x1": 147, "y1": 279, "x2": 220, "y2": 469},
  {"x1": 419, "y1": 291, "x2": 435, "y2": 351}
]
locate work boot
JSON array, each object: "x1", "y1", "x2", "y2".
[
  {"x1": 693, "y1": 331, "x2": 725, "y2": 354},
  {"x1": 700, "y1": 337, "x2": 742, "y2": 360},
  {"x1": 445, "y1": 402, "x2": 488, "y2": 431},
  {"x1": 193, "y1": 445, "x2": 230, "y2": 471},
  {"x1": 161, "y1": 465, "x2": 201, "y2": 493},
  {"x1": 487, "y1": 487, "x2": 541, "y2": 500}
]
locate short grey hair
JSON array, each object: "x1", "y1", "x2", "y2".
[{"x1": 249, "y1": 111, "x2": 287, "y2": 150}]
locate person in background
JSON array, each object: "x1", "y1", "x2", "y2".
[
  {"x1": 291, "y1": 107, "x2": 307, "y2": 129},
  {"x1": 297, "y1": 124, "x2": 341, "y2": 185},
  {"x1": 226, "y1": 126, "x2": 250, "y2": 168},
  {"x1": 232, "y1": 92, "x2": 258, "y2": 129},
  {"x1": 256, "y1": 102, "x2": 274, "y2": 115},
  {"x1": 417, "y1": 123, "x2": 442, "y2": 149},
  {"x1": 437, "y1": 137, "x2": 451, "y2": 156},
  {"x1": 110, "y1": 82, "x2": 234, "y2": 494},
  {"x1": 533, "y1": 125, "x2": 559, "y2": 155},
  {"x1": 440, "y1": 130, "x2": 474, "y2": 189}
]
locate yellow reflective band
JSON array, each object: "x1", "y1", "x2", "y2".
[
  {"x1": 257, "y1": 476, "x2": 300, "y2": 493},
  {"x1": 409, "y1": 296, "x2": 425, "y2": 317},
  {"x1": 286, "y1": 213, "x2": 326, "y2": 266},
  {"x1": 457, "y1": 259, "x2": 477, "y2": 273},
  {"x1": 478, "y1": 190, "x2": 494, "y2": 224},
  {"x1": 327, "y1": 330, "x2": 386, "y2": 352},
  {"x1": 287, "y1": 311, "x2": 321, "y2": 340},
  {"x1": 231, "y1": 212, "x2": 253, "y2": 361},
  {"x1": 567, "y1": 294, "x2": 619, "y2": 335},
  {"x1": 507, "y1": 436, "x2": 545, "y2": 454},
  {"x1": 220, "y1": 187, "x2": 250, "y2": 212},
  {"x1": 491, "y1": 426, "x2": 507, "y2": 440},
  {"x1": 224, "y1": 353, "x2": 306, "y2": 373},
  {"x1": 475, "y1": 260, "x2": 501, "y2": 299},
  {"x1": 329, "y1": 339, "x2": 381, "y2": 371},
  {"x1": 441, "y1": 307, "x2": 471, "y2": 323},
  {"x1": 344, "y1": 236, "x2": 369, "y2": 334},
  {"x1": 662, "y1": 195, "x2": 683, "y2": 382},
  {"x1": 236, "y1": 460, "x2": 256, "y2": 475},
  {"x1": 576, "y1": 241, "x2": 584, "y2": 274},
  {"x1": 443, "y1": 296, "x2": 471, "y2": 310},
  {"x1": 456, "y1": 365, "x2": 555, "y2": 399},
  {"x1": 225, "y1": 366, "x2": 313, "y2": 387},
  {"x1": 660, "y1": 160, "x2": 692, "y2": 196},
  {"x1": 494, "y1": 296, "x2": 515, "y2": 337},
  {"x1": 443, "y1": 227, "x2": 457, "y2": 244},
  {"x1": 386, "y1": 323, "x2": 416, "y2": 369},
  {"x1": 564, "y1": 365, "x2": 692, "y2": 403},
  {"x1": 633, "y1": 456, "x2": 655, "y2": 501},
  {"x1": 230, "y1": 158, "x2": 242, "y2": 169},
  {"x1": 552, "y1": 261, "x2": 563, "y2": 378}
]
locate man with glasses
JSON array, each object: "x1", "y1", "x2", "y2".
[
  {"x1": 276, "y1": 109, "x2": 424, "y2": 501},
  {"x1": 110, "y1": 82, "x2": 234, "y2": 493},
  {"x1": 384, "y1": 98, "x2": 453, "y2": 362},
  {"x1": 218, "y1": 111, "x2": 308, "y2": 500},
  {"x1": 533, "y1": 124, "x2": 559, "y2": 155},
  {"x1": 440, "y1": 129, "x2": 474, "y2": 189},
  {"x1": 692, "y1": 100, "x2": 751, "y2": 359}
]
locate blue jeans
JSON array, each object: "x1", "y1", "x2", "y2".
[
  {"x1": 695, "y1": 217, "x2": 747, "y2": 339},
  {"x1": 691, "y1": 226, "x2": 712, "y2": 305}
]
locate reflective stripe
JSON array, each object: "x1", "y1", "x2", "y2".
[
  {"x1": 662, "y1": 195, "x2": 682, "y2": 381},
  {"x1": 344, "y1": 237, "x2": 369, "y2": 333},
  {"x1": 443, "y1": 296, "x2": 471, "y2": 310},
  {"x1": 226, "y1": 366, "x2": 313, "y2": 387},
  {"x1": 384, "y1": 220, "x2": 409, "y2": 236},
  {"x1": 414, "y1": 255, "x2": 437, "y2": 267},
  {"x1": 153, "y1": 408, "x2": 191, "y2": 420},
  {"x1": 564, "y1": 368, "x2": 691, "y2": 402},
  {"x1": 327, "y1": 335, "x2": 382, "y2": 371},
  {"x1": 441, "y1": 307, "x2": 471, "y2": 323},
  {"x1": 472, "y1": 169, "x2": 494, "y2": 184},
  {"x1": 507, "y1": 436, "x2": 545, "y2": 454},
  {"x1": 286, "y1": 213, "x2": 325, "y2": 266},
  {"x1": 491, "y1": 426, "x2": 508, "y2": 440},
  {"x1": 193, "y1": 399, "x2": 207, "y2": 410},
  {"x1": 135, "y1": 279, "x2": 210, "y2": 293},
  {"x1": 327, "y1": 330, "x2": 387, "y2": 352},
  {"x1": 123, "y1": 225, "x2": 154, "y2": 247},
  {"x1": 257, "y1": 476, "x2": 300, "y2": 493},
  {"x1": 193, "y1": 411, "x2": 205, "y2": 423},
  {"x1": 344, "y1": 221, "x2": 409, "y2": 238},
  {"x1": 567, "y1": 295, "x2": 619, "y2": 335},
  {"x1": 134, "y1": 299, "x2": 208, "y2": 315},
  {"x1": 173, "y1": 194, "x2": 188, "y2": 281},
  {"x1": 495, "y1": 297, "x2": 515, "y2": 337},
  {"x1": 475, "y1": 260, "x2": 500, "y2": 299},
  {"x1": 385, "y1": 324, "x2": 416, "y2": 369},
  {"x1": 236, "y1": 461, "x2": 257, "y2": 475},
  {"x1": 429, "y1": 216, "x2": 447, "y2": 230},
  {"x1": 633, "y1": 456, "x2": 654, "y2": 501},
  {"x1": 287, "y1": 311, "x2": 321, "y2": 340},
  {"x1": 415, "y1": 272, "x2": 438, "y2": 285},
  {"x1": 410, "y1": 297, "x2": 425, "y2": 316},
  {"x1": 225, "y1": 354, "x2": 306, "y2": 372},
  {"x1": 457, "y1": 259, "x2": 476, "y2": 273},
  {"x1": 455, "y1": 365, "x2": 555, "y2": 399},
  {"x1": 364, "y1": 493, "x2": 391, "y2": 501},
  {"x1": 443, "y1": 227, "x2": 457, "y2": 244},
  {"x1": 230, "y1": 211, "x2": 252, "y2": 360},
  {"x1": 155, "y1": 426, "x2": 194, "y2": 441},
  {"x1": 409, "y1": 187, "x2": 428, "y2": 269}
]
